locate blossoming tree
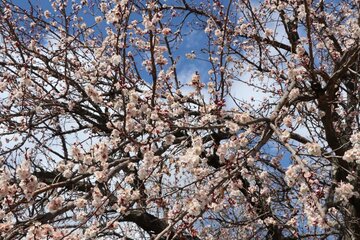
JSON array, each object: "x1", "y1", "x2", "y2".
[{"x1": 0, "y1": 0, "x2": 359, "y2": 239}]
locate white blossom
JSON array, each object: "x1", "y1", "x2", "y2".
[
  {"x1": 305, "y1": 142, "x2": 322, "y2": 156},
  {"x1": 335, "y1": 182, "x2": 358, "y2": 203}
]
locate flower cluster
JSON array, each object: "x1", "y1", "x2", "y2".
[
  {"x1": 343, "y1": 132, "x2": 360, "y2": 163},
  {"x1": 335, "y1": 182, "x2": 358, "y2": 204},
  {"x1": 46, "y1": 196, "x2": 64, "y2": 213},
  {"x1": 305, "y1": 142, "x2": 322, "y2": 156}
]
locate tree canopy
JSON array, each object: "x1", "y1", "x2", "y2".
[{"x1": 0, "y1": 0, "x2": 359, "y2": 239}]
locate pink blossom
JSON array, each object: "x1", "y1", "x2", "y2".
[{"x1": 47, "y1": 197, "x2": 64, "y2": 213}]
